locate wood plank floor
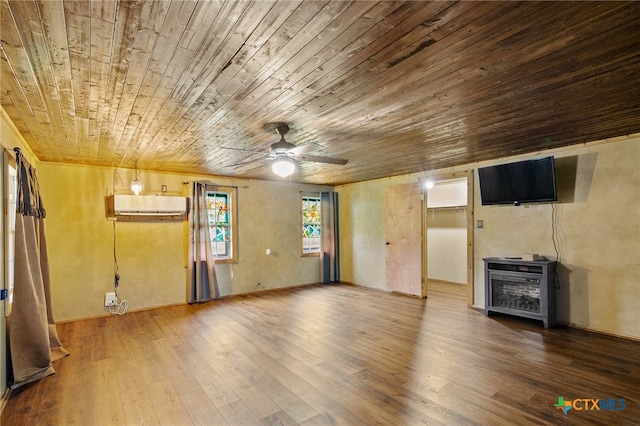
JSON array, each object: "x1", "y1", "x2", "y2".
[{"x1": 3, "y1": 282, "x2": 640, "y2": 425}]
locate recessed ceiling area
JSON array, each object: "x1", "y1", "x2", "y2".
[{"x1": 1, "y1": 1, "x2": 639, "y2": 185}]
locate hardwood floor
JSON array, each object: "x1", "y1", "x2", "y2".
[{"x1": 3, "y1": 282, "x2": 639, "y2": 425}]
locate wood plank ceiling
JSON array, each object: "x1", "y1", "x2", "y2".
[{"x1": 1, "y1": 1, "x2": 639, "y2": 185}]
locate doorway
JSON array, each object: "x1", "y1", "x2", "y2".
[{"x1": 423, "y1": 171, "x2": 474, "y2": 306}]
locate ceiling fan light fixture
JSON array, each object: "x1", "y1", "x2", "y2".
[{"x1": 272, "y1": 157, "x2": 296, "y2": 178}]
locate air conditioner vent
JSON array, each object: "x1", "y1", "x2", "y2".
[{"x1": 105, "y1": 194, "x2": 188, "y2": 221}]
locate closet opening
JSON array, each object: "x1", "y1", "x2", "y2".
[{"x1": 422, "y1": 171, "x2": 473, "y2": 306}]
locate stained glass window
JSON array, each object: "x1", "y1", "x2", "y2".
[
  {"x1": 302, "y1": 196, "x2": 321, "y2": 254},
  {"x1": 207, "y1": 191, "x2": 232, "y2": 258}
]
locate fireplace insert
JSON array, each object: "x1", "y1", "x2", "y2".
[{"x1": 484, "y1": 258, "x2": 557, "y2": 327}]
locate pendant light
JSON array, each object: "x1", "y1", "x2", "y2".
[{"x1": 130, "y1": 163, "x2": 144, "y2": 195}]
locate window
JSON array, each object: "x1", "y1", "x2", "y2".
[
  {"x1": 206, "y1": 187, "x2": 236, "y2": 262},
  {"x1": 301, "y1": 195, "x2": 321, "y2": 255}
]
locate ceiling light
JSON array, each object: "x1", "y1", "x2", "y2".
[
  {"x1": 130, "y1": 163, "x2": 144, "y2": 195},
  {"x1": 425, "y1": 180, "x2": 434, "y2": 189},
  {"x1": 272, "y1": 157, "x2": 296, "y2": 178}
]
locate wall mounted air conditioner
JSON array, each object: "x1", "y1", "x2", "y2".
[{"x1": 105, "y1": 194, "x2": 188, "y2": 221}]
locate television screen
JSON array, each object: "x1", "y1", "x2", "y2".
[{"x1": 478, "y1": 156, "x2": 557, "y2": 205}]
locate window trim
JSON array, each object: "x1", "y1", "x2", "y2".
[
  {"x1": 206, "y1": 186, "x2": 238, "y2": 264},
  {"x1": 300, "y1": 192, "x2": 321, "y2": 257}
]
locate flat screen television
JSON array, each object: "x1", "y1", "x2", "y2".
[{"x1": 478, "y1": 156, "x2": 557, "y2": 206}]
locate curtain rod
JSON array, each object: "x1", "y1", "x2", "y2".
[{"x1": 183, "y1": 181, "x2": 238, "y2": 189}]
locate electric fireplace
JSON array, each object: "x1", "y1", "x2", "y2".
[{"x1": 484, "y1": 258, "x2": 557, "y2": 327}]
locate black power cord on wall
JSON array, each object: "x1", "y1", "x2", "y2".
[
  {"x1": 110, "y1": 218, "x2": 129, "y2": 315},
  {"x1": 551, "y1": 203, "x2": 561, "y2": 289}
]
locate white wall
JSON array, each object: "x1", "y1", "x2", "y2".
[
  {"x1": 338, "y1": 135, "x2": 640, "y2": 340},
  {"x1": 427, "y1": 209, "x2": 467, "y2": 284},
  {"x1": 427, "y1": 179, "x2": 467, "y2": 208},
  {"x1": 427, "y1": 179, "x2": 468, "y2": 284}
]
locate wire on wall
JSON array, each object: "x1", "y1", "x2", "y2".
[
  {"x1": 112, "y1": 169, "x2": 126, "y2": 194},
  {"x1": 551, "y1": 203, "x2": 561, "y2": 289},
  {"x1": 551, "y1": 203, "x2": 560, "y2": 263},
  {"x1": 111, "y1": 219, "x2": 129, "y2": 315}
]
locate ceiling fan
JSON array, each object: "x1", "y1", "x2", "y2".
[{"x1": 224, "y1": 123, "x2": 348, "y2": 177}]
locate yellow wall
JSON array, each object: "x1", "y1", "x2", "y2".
[
  {"x1": 37, "y1": 162, "x2": 332, "y2": 321},
  {"x1": 473, "y1": 136, "x2": 640, "y2": 338},
  {"x1": 337, "y1": 135, "x2": 640, "y2": 339},
  {"x1": 0, "y1": 108, "x2": 38, "y2": 165},
  {"x1": 4, "y1": 105, "x2": 640, "y2": 338}
]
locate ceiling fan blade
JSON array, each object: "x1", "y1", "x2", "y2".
[
  {"x1": 225, "y1": 155, "x2": 264, "y2": 168},
  {"x1": 288, "y1": 142, "x2": 323, "y2": 156},
  {"x1": 294, "y1": 154, "x2": 348, "y2": 165},
  {"x1": 221, "y1": 146, "x2": 263, "y2": 153}
]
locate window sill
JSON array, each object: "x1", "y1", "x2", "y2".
[{"x1": 301, "y1": 252, "x2": 320, "y2": 258}]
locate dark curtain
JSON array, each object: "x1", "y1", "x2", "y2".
[
  {"x1": 187, "y1": 182, "x2": 219, "y2": 303},
  {"x1": 320, "y1": 192, "x2": 340, "y2": 283},
  {"x1": 8, "y1": 148, "x2": 68, "y2": 389}
]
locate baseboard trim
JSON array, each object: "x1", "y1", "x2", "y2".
[
  {"x1": 344, "y1": 281, "x2": 640, "y2": 342},
  {"x1": 55, "y1": 282, "x2": 640, "y2": 343},
  {"x1": 56, "y1": 301, "x2": 187, "y2": 323},
  {"x1": 428, "y1": 278, "x2": 467, "y2": 286},
  {"x1": 224, "y1": 281, "x2": 321, "y2": 300},
  {"x1": 564, "y1": 323, "x2": 640, "y2": 343},
  {"x1": 475, "y1": 305, "x2": 640, "y2": 342}
]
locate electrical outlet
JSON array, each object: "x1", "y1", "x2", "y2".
[{"x1": 105, "y1": 292, "x2": 117, "y2": 307}]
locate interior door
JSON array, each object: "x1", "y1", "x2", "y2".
[{"x1": 385, "y1": 182, "x2": 423, "y2": 296}]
